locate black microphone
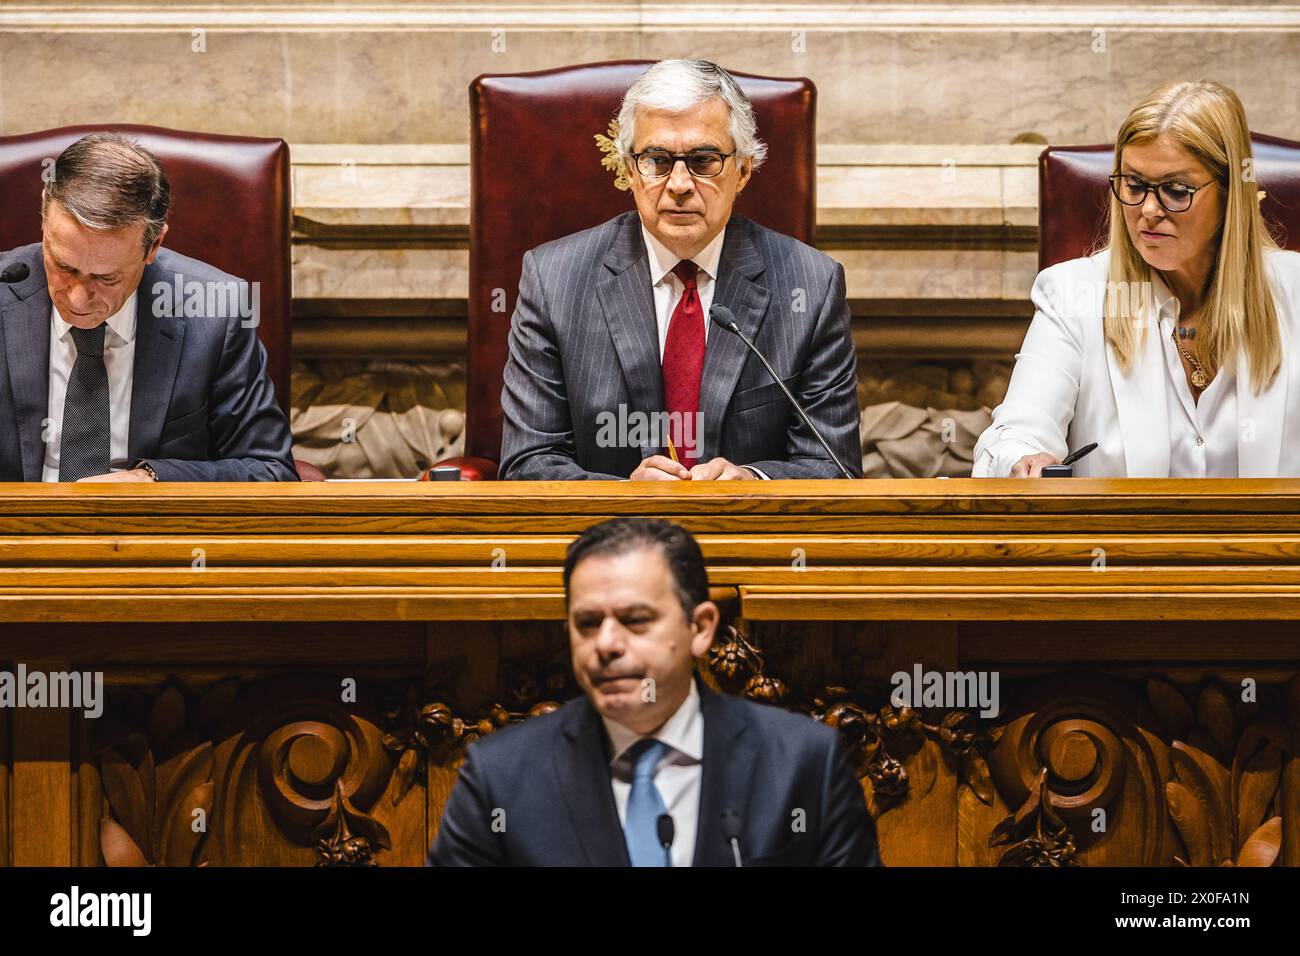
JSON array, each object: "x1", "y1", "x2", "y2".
[
  {"x1": 708, "y1": 304, "x2": 856, "y2": 480},
  {"x1": 721, "y1": 808, "x2": 743, "y2": 867},
  {"x1": 656, "y1": 813, "x2": 675, "y2": 868},
  {"x1": 0, "y1": 263, "x2": 30, "y2": 284}
]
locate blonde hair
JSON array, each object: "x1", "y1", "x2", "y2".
[{"x1": 1103, "y1": 80, "x2": 1281, "y2": 392}]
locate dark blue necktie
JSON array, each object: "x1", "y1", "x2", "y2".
[{"x1": 59, "y1": 324, "x2": 111, "y2": 481}]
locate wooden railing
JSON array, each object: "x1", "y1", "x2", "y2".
[{"x1": 1, "y1": 479, "x2": 1297, "y2": 866}]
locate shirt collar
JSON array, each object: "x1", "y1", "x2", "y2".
[
  {"x1": 1149, "y1": 269, "x2": 1180, "y2": 326},
  {"x1": 641, "y1": 221, "x2": 727, "y2": 287},
  {"x1": 52, "y1": 290, "x2": 139, "y2": 347},
  {"x1": 603, "y1": 675, "x2": 704, "y2": 766}
]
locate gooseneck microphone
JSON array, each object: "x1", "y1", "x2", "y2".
[
  {"x1": 0, "y1": 263, "x2": 30, "y2": 284},
  {"x1": 721, "y1": 808, "x2": 744, "y2": 867},
  {"x1": 708, "y1": 304, "x2": 856, "y2": 480},
  {"x1": 656, "y1": 813, "x2": 675, "y2": 868}
]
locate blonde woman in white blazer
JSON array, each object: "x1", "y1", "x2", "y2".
[{"x1": 974, "y1": 80, "x2": 1300, "y2": 478}]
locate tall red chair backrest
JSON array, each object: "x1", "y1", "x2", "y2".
[
  {"x1": 450, "y1": 60, "x2": 816, "y2": 479},
  {"x1": 1038, "y1": 133, "x2": 1300, "y2": 270},
  {"x1": 0, "y1": 124, "x2": 293, "y2": 413}
]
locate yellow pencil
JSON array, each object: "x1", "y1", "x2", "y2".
[{"x1": 666, "y1": 435, "x2": 680, "y2": 464}]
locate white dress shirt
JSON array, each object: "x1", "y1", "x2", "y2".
[
  {"x1": 642, "y1": 225, "x2": 725, "y2": 359},
  {"x1": 42, "y1": 293, "x2": 138, "y2": 482},
  {"x1": 1153, "y1": 274, "x2": 1239, "y2": 477},
  {"x1": 973, "y1": 247, "x2": 1300, "y2": 478},
  {"x1": 602, "y1": 677, "x2": 704, "y2": 867}
]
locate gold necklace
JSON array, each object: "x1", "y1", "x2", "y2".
[{"x1": 1171, "y1": 327, "x2": 1210, "y2": 389}]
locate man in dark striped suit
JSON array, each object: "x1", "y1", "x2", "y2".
[{"x1": 499, "y1": 59, "x2": 861, "y2": 481}]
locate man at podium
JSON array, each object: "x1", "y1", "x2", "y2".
[
  {"x1": 430, "y1": 517, "x2": 881, "y2": 866},
  {"x1": 0, "y1": 132, "x2": 296, "y2": 482},
  {"x1": 499, "y1": 58, "x2": 861, "y2": 481}
]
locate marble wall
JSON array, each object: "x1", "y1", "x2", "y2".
[{"x1": 2, "y1": 2, "x2": 1299, "y2": 146}]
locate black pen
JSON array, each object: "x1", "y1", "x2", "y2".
[{"x1": 1060, "y1": 442, "x2": 1098, "y2": 467}]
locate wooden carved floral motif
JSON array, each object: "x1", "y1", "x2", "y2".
[
  {"x1": 707, "y1": 623, "x2": 1005, "y2": 813},
  {"x1": 381, "y1": 655, "x2": 569, "y2": 796},
  {"x1": 93, "y1": 683, "x2": 216, "y2": 867},
  {"x1": 705, "y1": 625, "x2": 1294, "y2": 868},
  {"x1": 984, "y1": 675, "x2": 1289, "y2": 867},
  {"x1": 96, "y1": 677, "x2": 406, "y2": 867}
]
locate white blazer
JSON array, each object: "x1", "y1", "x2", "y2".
[{"x1": 973, "y1": 247, "x2": 1300, "y2": 477}]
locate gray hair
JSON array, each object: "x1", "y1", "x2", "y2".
[
  {"x1": 41, "y1": 132, "x2": 170, "y2": 252},
  {"x1": 616, "y1": 59, "x2": 767, "y2": 173}
]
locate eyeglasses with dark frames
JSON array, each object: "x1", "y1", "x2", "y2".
[
  {"x1": 1108, "y1": 172, "x2": 1216, "y2": 213},
  {"x1": 631, "y1": 148, "x2": 735, "y2": 180}
]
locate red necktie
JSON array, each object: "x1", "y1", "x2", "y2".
[{"x1": 662, "y1": 260, "x2": 704, "y2": 468}]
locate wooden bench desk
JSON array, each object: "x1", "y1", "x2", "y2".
[{"x1": 0, "y1": 479, "x2": 1295, "y2": 867}]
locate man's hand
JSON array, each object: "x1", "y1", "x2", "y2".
[
  {"x1": 630, "y1": 455, "x2": 691, "y2": 481},
  {"x1": 75, "y1": 468, "x2": 156, "y2": 483},
  {"x1": 688, "y1": 457, "x2": 755, "y2": 481},
  {"x1": 1009, "y1": 453, "x2": 1060, "y2": 478}
]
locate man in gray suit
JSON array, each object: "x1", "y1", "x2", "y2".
[
  {"x1": 500, "y1": 59, "x2": 861, "y2": 481},
  {"x1": 0, "y1": 133, "x2": 296, "y2": 482}
]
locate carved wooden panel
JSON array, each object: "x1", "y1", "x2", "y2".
[
  {"x1": 64, "y1": 622, "x2": 570, "y2": 867},
  {"x1": 89, "y1": 676, "x2": 418, "y2": 867},
  {"x1": 1, "y1": 608, "x2": 1296, "y2": 866},
  {"x1": 710, "y1": 622, "x2": 1297, "y2": 868}
]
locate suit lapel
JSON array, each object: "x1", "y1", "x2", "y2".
[
  {"x1": 1104, "y1": 307, "x2": 1171, "y2": 477},
  {"x1": 551, "y1": 678, "x2": 759, "y2": 867},
  {"x1": 0, "y1": 269, "x2": 52, "y2": 482},
  {"x1": 128, "y1": 261, "x2": 185, "y2": 462},
  {"x1": 597, "y1": 215, "x2": 664, "y2": 421},
  {"x1": 699, "y1": 219, "x2": 771, "y2": 461},
  {"x1": 551, "y1": 696, "x2": 630, "y2": 866},
  {"x1": 691, "y1": 680, "x2": 759, "y2": 866},
  {"x1": 1237, "y1": 316, "x2": 1289, "y2": 477}
]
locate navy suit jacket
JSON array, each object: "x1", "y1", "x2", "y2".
[
  {"x1": 499, "y1": 212, "x2": 862, "y2": 479},
  {"x1": 429, "y1": 678, "x2": 881, "y2": 866},
  {"x1": 0, "y1": 243, "x2": 296, "y2": 481}
]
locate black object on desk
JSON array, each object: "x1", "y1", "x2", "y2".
[{"x1": 1041, "y1": 442, "x2": 1098, "y2": 478}]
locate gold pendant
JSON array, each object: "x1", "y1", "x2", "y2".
[{"x1": 1192, "y1": 368, "x2": 1209, "y2": 389}]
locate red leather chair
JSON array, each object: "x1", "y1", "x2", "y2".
[
  {"x1": 1039, "y1": 133, "x2": 1300, "y2": 269},
  {"x1": 434, "y1": 61, "x2": 817, "y2": 480},
  {"x1": 0, "y1": 123, "x2": 323, "y2": 480}
]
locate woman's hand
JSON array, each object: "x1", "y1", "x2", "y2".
[{"x1": 1010, "y1": 453, "x2": 1061, "y2": 477}]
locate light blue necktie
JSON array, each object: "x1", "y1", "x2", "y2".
[{"x1": 624, "y1": 738, "x2": 671, "y2": 867}]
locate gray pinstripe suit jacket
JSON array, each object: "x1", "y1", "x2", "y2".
[{"x1": 499, "y1": 211, "x2": 861, "y2": 480}]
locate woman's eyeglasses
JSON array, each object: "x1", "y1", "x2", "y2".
[{"x1": 1109, "y1": 172, "x2": 1215, "y2": 213}]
